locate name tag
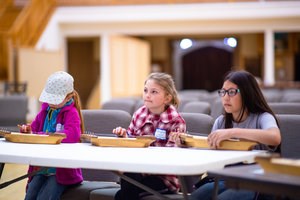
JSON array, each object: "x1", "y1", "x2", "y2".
[
  {"x1": 154, "y1": 128, "x2": 167, "y2": 140},
  {"x1": 56, "y1": 123, "x2": 64, "y2": 132}
]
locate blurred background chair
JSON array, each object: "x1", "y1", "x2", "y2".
[
  {"x1": 181, "y1": 101, "x2": 211, "y2": 115},
  {"x1": 269, "y1": 102, "x2": 300, "y2": 114},
  {"x1": 178, "y1": 89, "x2": 210, "y2": 101},
  {"x1": 276, "y1": 114, "x2": 300, "y2": 159},
  {"x1": 280, "y1": 90, "x2": 300, "y2": 102},
  {"x1": 133, "y1": 98, "x2": 144, "y2": 113},
  {"x1": 177, "y1": 97, "x2": 199, "y2": 112},
  {"x1": 0, "y1": 95, "x2": 28, "y2": 131},
  {"x1": 4, "y1": 81, "x2": 27, "y2": 95},
  {"x1": 61, "y1": 109, "x2": 132, "y2": 200},
  {"x1": 180, "y1": 113, "x2": 214, "y2": 136},
  {"x1": 261, "y1": 88, "x2": 282, "y2": 102},
  {"x1": 210, "y1": 98, "x2": 223, "y2": 120},
  {"x1": 81, "y1": 109, "x2": 131, "y2": 136},
  {"x1": 101, "y1": 98, "x2": 137, "y2": 116}
]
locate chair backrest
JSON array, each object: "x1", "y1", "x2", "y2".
[
  {"x1": 82, "y1": 109, "x2": 132, "y2": 135},
  {"x1": 269, "y1": 102, "x2": 300, "y2": 115},
  {"x1": 133, "y1": 98, "x2": 144, "y2": 113},
  {"x1": 0, "y1": 95, "x2": 28, "y2": 127},
  {"x1": 181, "y1": 101, "x2": 211, "y2": 115},
  {"x1": 176, "y1": 113, "x2": 214, "y2": 193},
  {"x1": 210, "y1": 98, "x2": 223, "y2": 120},
  {"x1": 81, "y1": 109, "x2": 132, "y2": 182},
  {"x1": 276, "y1": 114, "x2": 300, "y2": 159},
  {"x1": 180, "y1": 112, "x2": 214, "y2": 136},
  {"x1": 201, "y1": 90, "x2": 219, "y2": 106},
  {"x1": 101, "y1": 98, "x2": 137, "y2": 115},
  {"x1": 178, "y1": 89, "x2": 210, "y2": 100},
  {"x1": 280, "y1": 92, "x2": 300, "y2": 103},
  {"x1": 261, "y1": 88, "x2": 282, "y2": 102}
]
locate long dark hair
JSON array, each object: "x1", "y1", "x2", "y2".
[{"x1": 223, "y1": 70, "x2": 279, "y2": 128}]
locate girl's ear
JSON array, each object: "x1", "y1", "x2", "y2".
[{"x1": 165, "y1": 94, "x2": 172, "y2": 105}]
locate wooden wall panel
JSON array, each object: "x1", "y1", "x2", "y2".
[
  {"x1": 18, "y1": 48, "x2": 64, "y2": 98},
  {"x1": 110, "y1": 35, "x2": 150, "y2": 98}
]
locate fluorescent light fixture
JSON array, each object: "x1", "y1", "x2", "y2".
[
  {"x1": 180, "y1": 38, "x2": 193, "y2": 49},
  {"x1": 224, "y1": 37, "x2": 237, "y2": 48}
]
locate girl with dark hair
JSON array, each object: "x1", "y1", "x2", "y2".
[{"x1": 190, "y1": 70, "x2": 281, "y2": 200}]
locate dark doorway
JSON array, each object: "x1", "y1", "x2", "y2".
[
  {"x1": 182, "y1": 46, "x2": 232, "y2": 91},
  {"x1": 295, "y1": 53, "x2": 300, "y2": 81},
  {"x1": 67, "y1": 38, "x2": 99, "y2": 108}
]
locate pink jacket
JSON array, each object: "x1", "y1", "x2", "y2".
[{"x1": 28, "y1": 102, "x2": 83, "y2": 185}]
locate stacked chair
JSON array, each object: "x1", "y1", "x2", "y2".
[{"x1": 0, "y1": 95, "x2": 28, "y2": 131}]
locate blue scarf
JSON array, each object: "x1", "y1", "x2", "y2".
[
  {"x1": 43, "y1": 99, "x2": 73, "y2": 133},
  {"x1": 39, "y1": 99, "x2": 74, "y2": 175}
]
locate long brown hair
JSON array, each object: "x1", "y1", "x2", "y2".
[{"x1": 67, "y1": 90, "x2": 84, "y2": 134}]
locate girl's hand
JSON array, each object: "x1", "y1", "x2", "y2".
[
  {"x1": 112, "y1": 127, "x2": 127, "y2": 138},
  {"x1": 169, "y1": 131, "x2": 189, "y2": 147},
  {"x1": 18, "y1": 124, "x2": 32, "y2": 134},
  {"x1": 208, "y1": 129, "x2": 232, "y2": 149}
]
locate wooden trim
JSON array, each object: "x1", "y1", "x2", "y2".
[
  {"x1": 9, "y1": 0, "x2": 56, "y2": 46},
  {"x1": 56, "y1": 0, "x2": 257, "y2": 6}
]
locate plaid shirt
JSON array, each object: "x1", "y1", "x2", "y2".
[{"x1": 127, "y1": 105, "x2": 186, "y2": 192}]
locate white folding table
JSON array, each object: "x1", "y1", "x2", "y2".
[{"x1": 0, "y1": 138, "x2": 264, "y2": 199}]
